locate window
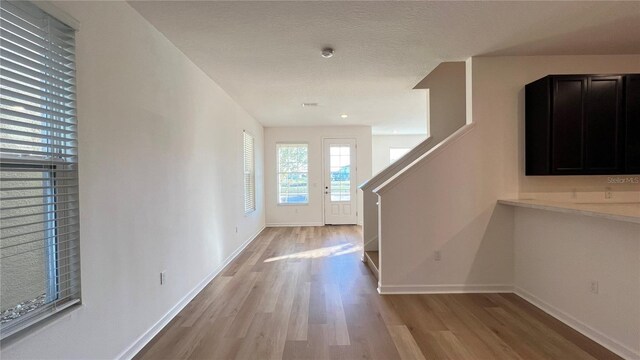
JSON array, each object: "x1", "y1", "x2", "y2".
[
  {"x1": 389, "y1": 147, "x2": 411, "y2": 164},
  {"x1": 0, "y1": 0, "x2": 79, "y2": 338},
  {"x1": 243, "y1": 131, "x2": 255, "y2": 213},
  {"x1": 329, "y1": 145, "x2": 351, "y2": 201},
  {"x1": 277, "y1": 143, "x2": 308, "y2": 204}
]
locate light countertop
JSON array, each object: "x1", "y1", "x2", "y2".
[{"x1": 498, "y1": 199, "x2": 640, "y2": 224}]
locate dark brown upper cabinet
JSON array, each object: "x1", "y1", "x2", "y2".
[{"x1": 525, "y1": 74, "x2": 638, "y2": 175}]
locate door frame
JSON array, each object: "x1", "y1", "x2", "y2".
[{"x1": 321, "y1": 137, "x2": 358, "y2": 225}]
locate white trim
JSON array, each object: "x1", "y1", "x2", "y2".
[
  {"x1": 374, "y1": 282, "x2": 638, "y2": 358},
  {"x1": 276, "y1": 142, "x2": 310, "y2": 206},
  {"x1": 117, "y1": 225, "x2": 266, "y2": 360},
  {"x1": 425, "y1": 89, "x2": 431, "y2": 138},
  {"x1": 33, "y1": 1, "x2": 80, "y2": 30},
  {"x1": 377, "y1": 284, "x2": 513, "y2": 295},
  {"x1": 0, "y1": 301, "x2": 81, "y2": 348},
  {"x1": 364, "y1": 252, "x2": 379, "y2": 280},
  {"x1": 321, "y1": 137, "x2": 358, "y2": 226},
  {"x1": 266, "y1": 222, "x2": 324, "y2": 227},
  {"x1": 465, "y1": 57, "x2": 473, "y2": 125},
  {"x1": 514, "y1": 287, "x2": 639, "y2": 360}
]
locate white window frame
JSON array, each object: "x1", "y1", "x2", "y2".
[
  {"x1": 243, "y1": 131, "x2": 256, "y2": 214},
  {"x1": 0, "y1": 0, "x2": 80, "y2": 339},
  {"x1": 276, "y1": 143, "x2": 309, "y2": 205}
]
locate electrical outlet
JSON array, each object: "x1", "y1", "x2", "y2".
[
  {"x1": 160, "y1": 271, "x2": 167, "y2": 285},
  {"x1": 434, "y1": 250, "x2": 442, "y2": 261},
  {"x1": 605, "y1": 191, "x2": 612, "y2": 200},
  {"x1": 590, "y1": 280, "x2": 599, "y2": 294}
]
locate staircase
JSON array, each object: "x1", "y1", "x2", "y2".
[
  {"x1": 359, "y1": 136, "x2": 435, "y2": 278},
  {"x1": 359, "y1": 125, "x2": 472, "y2": 281},
  {"x1": 358, "y1": 61, "x2": 468, "y2": 285}
]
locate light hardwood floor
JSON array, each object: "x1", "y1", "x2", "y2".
[{"x1": 135, "y1": 226, "x2": 620, "y2": 360}]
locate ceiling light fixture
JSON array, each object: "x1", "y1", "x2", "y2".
[
  {"x1": 340, "y1": 114, "x2": 348, "y2": 119},
  {"x1": 302, "y1": 103, "x2": 318, "y2": 107},
  {"x1": 321, "y1": 47, "x2": 334, "y2": 58}
]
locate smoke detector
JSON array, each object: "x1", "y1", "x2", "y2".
[{"x1": 321, "y1": 48, "x2": 334, "y2": 58}]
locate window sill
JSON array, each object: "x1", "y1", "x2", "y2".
[{"x1": 1, "y1": 302, "x2": 82, "y2": 347}]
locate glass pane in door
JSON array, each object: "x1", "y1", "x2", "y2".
[{"x1": 329, "y1": 145, "x2": 351, "y2": 202}]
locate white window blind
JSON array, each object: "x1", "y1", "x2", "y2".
[
  {"x1": 243, "y1": 131, "x2": 255, "y2": 213},
  {"x1": 277, "y1": 143, "x2": 308, "y2": 204},
  {"x1": 0, "y1": 0, "x2": 80, "y2": 338}
]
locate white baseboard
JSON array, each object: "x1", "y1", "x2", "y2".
[
  {"x1": 514, "y1": 287, "x2": 639, "y2": 360},
  {"x1": 116, "y1": 234, "x2": 637, "y2": 360},
  {"x1": 266, "y1": 222, "x2": 324, "y2": 227},
  {"x1": 377, "y1": 284, "x2": 513, "y2": 295},
  {"x1": 117, "y1": 225, "x2": 266, "y2": 360}
]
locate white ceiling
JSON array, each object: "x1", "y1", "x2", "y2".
[{"x1": 130, "y1": 1, "x2": 640, "y2": 135}]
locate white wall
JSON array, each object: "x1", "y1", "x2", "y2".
[
  {"x1": 375, "y1": 54, "x2": 640, "y2": 356},
  {"x1": 474, "y1": 55, "x2": 640, "y2": 200},
  {"x1": 513, "y1": 208, "x2": 640, "y2": 359},
  {"x1": 376, "y1": 55, "x2": 640, "y2": 290},
  {"x1": 1, "y1": 1, "x2": 265, "y2": 359},
  {"x1": 476, "y1": 54, "x2": 640, "y2": 358},
  {"x1": 264, "y1": 126, "x2": 371, "y2": 226},
  {"x1": 362, "y1": 61, "x2": 467, "y2": 253},
  {"x1": 377, "y1": 125, "x2": 516, "y2": 290},
  {"x1": 415, "y1": 61, "x2": 467, "y2": 144},
  {"x1": 372, "y1": 135, "x2": 426, "y2": 175}
]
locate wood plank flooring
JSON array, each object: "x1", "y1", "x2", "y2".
[{"x1": 135, "y1": 226, "x2": 620, "y2": 360}]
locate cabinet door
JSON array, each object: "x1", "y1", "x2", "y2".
[
  {"x1": 626, "y1": 75, "x2": 640, "y2": 173},
  {"x1": 525, "y1": 77, "x2": 551, "y2": 175},
  {"x1": 551, "y1": 76, "x2": 586, "y2": 174},
  {"x1": 584, "y1": 75, "x2": 624, "y2": 173}
]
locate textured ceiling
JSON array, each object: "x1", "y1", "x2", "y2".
[{"x1": 130, "y1": 1, "x2": 640, "y2": 135}]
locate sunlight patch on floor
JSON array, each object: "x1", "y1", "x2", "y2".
[{"x1": 263, "y1": 243, "x2": 362, "y2": 263}]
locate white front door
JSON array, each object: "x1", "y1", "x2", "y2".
[{"x1": 323, "y1": 139, "x2": 357, "y2": 225}]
